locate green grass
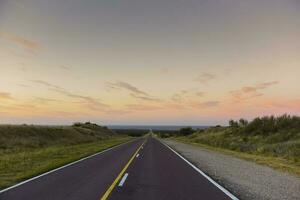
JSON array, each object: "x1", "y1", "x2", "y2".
[
  {"x1": 174, "y1": 137, "x2": 300, "y2": 176},
  {"x1": 171, "y1": 126, "x2": 300, "y2": 176},
  {"x1": 0, "y1": 123, "x2": 132, "y2": 189},
  {"x1": 158, "y1": 115, "x2": 300, "y2": 176}
]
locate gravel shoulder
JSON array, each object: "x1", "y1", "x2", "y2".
[{"x1": 163, "y1": 139, "x2": 300, "y2": 200}]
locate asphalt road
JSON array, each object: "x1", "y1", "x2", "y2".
[{"x1": 0, "y1": 136, "x2": 236, "y2": 200}]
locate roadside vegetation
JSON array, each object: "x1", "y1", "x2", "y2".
[
  {"x1": 112, "y1": 129, "x2": 149, "y2": 137},
  {"x1": 158, "y1": 115, "x2": 300, "y2": 176},
  {"x1": 0, "y1": 122, "x2": 132, "y2": 189}
]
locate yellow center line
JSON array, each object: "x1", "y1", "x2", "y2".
[{"x1": 100, "y1": 140, "x2": 146, "y2": 200}]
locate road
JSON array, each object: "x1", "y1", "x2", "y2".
[{"x1": 0, "y1": 136, "x2": 237, "y2": 200}]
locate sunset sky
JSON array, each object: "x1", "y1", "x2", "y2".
[{"x1": 0, "y1": 0, "x2": 299, "y2": 125}]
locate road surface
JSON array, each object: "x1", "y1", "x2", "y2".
[{"x1": 0, "y1": 136, "x2": 237, "y2": 200}]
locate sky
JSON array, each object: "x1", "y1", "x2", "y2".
[{"x1": 0, "y1": 0, "x2": 299, "y2": 125}]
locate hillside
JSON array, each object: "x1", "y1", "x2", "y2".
[
  {"x1": 164, "y1": 115, "x2": 300, "y2": 175},
  {"x1": 0, "y1": 122, "x2": 130, "y2": 189},
  {"x1": 0, "y1": 122, "x2": 114, "y2": 151}
]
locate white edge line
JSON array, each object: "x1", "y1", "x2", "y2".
[
  {"x1": 0, "y1": 138, "x2": 138, "y2": 194},
  {"x1": 118, "y1": 173, "x2": 129, "y2": 187},
  {"x1": 159, "y1": 140, "x2": 239, "y2": 200}
]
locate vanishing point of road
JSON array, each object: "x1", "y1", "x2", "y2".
[{"x1": 0, "y1": 136, "x2": 238, "y2": 200}]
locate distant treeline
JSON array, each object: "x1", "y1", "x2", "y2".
[
  {"x1": 112, "y1": 129, "x2": 149, "y2": 137},
  {"x1": 156, "y1": 128, "x2": 193, "y2": 138}
]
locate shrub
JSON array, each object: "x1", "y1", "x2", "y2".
[
  {"x1": 229, "y1": 119, "x2": 239, "y2": 128},
  {"x1": 243, "y1": 114, "x2": 300, "y2": 135},
  {"x1": 179, "y1": 127, "x2": 194, "y2": 136},
  {"x1": 239, "y1": 118, "x2": 248, "y2": 127}
]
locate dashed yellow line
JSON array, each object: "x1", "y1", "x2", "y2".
[{"x1": 100, "y1": 140, "x2": 145, "y2": 200}]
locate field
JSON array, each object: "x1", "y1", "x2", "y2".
[
  {"x1": 0, "y1": 123, "x2": 132, "y2": 189},
  {"x1": 160, "y1": 115, "x2": 300, "y2": 176}
]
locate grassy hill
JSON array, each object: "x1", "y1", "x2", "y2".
[
  {"x1": 163, "y1": 115, "x2": 300, "y2": 176},
  {"x1": 0, "y1": 122, "x2": 114, "y2": 151},
  {"x1": 0, "y1": 122, "x2": 131, "y2": 189}
]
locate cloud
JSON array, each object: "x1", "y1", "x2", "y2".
[
  {"x1": 171, "y1": 89, "x2": 205, "y2": 103},
  {"x1": 30, "y1": 80, "x2": 109, "y2": 109},
  {"x1": 258, "y1": 81, "x2": 279, "y2": 88},
  {"x1": 0, "y1": 92, "x2": 12, "y2": 100},
  {"x1": 107, "y1": 81, "x2": 162, "y2": 102},
  {"x1": 195, "y1": 73, "x2": 215, "y2": 83},
  {"x1": 0, "y1": 31, "x2": 40, "y2": 51},
  {"x1": 18, "y1": 84, "x2": 30, "y2": 88},
  {"x1": 166, "y1": 103, "x2": 186, "y2": 110},
  {"x1": 31, "y1": 80, "x2": 63, "y2": 90},
  {"x1": 130, "y1": 93, "x2": 162, "y2": 102},
  {"x1": 59, "y1": 65, "x2": 70, "y2": 70},
  {"x1": 191, "y1": 101, "x2": 220, "y2": 108},
  {"x1": 14, "y1": 104, "x2": 37, "y2": 110},
  {"x1": 196, "y1": 92, "x2": 205, "y2": 97},
  {"x1": 171, "y1": 93, "x2": 183, "y2": 103},
  {"x1": 107, "y1": 81, "x2": 148, "y2": 96},
  {"x1": 33, "y1": 97, "x2": 60, "y2": 104},
  {"x1": 53, "y1": 89, "x2": 109, "y2": 109},
  {"x1": 104, "y1": 109, "x2": 132, "y2": 115},
  {"x1": 0, "y1": 103, "x2": 37, "y2": 111},
  {"x1": 126, "y1": 104, "x2": 163, "y2": 111},
  {"x1": 230, "y1": 81, "x2": 279, "y2": 101},
  {"x1": 199, "y1": 101, "x2": 219, "y2": 107}
]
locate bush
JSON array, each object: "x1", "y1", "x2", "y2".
[
  {"x1": 179, "y1": 127, "x2": 194, "y2": 136},
  {"x1": 239, "y1": 119, "x2": 248, "y2": 127},
  {"x1": 243, "y1": 115, "x2": 300, "y2": 135},
  {"x1": 229, "y1": 119, "x2": 239, "y2": 128}
]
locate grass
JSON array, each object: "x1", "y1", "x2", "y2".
[
  {"x1": 160, "y1": 115, "x2": 300, "y2": 176},
  {"x1": 173, "y1": 137, "x2": 300, "y2": 176},
  {"x1": 0, "y1": 123, "x2": 132, "y2": 189}
]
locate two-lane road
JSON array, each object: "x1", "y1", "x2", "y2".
[{"x1": 0, "y1": 136, "x2": 238, "y2": 200}]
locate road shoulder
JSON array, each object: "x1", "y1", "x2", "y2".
[{"x1": 163, "y1": 139, "x2": 300, "y2": 200}]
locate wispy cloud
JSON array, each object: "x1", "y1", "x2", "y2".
[
  {"x1": 195, "y1": 73, "x2": 215, "y2": 83},
  {"x1": 171, "y1": 89, "x2": 205, "y2": 103},
  {"x1": 107, "y1": 81, "x2": 161, "y2": 102},
  {"x1": 191, "y1": 101, "x2": 220, "y2": 108},
  {"x1": 59, "y1": 65, "x2": 70, "y2": 70},
  {"x1": 130, "y1": 93, "x2": 162, "y2": 102},
  {"x1": 171, "y1": 93, "x2": 184, "y2": 103},
  {"x1": 0, "y1": 103, "x2": 37, "y2": 111},
  {"x1": 230, "y1": 81, "x2": 279, "y2": 101},
  {"x1": 196, "y1": 92, "x2": 205, "y2": 97},
  {"x1": 126, "y1": 104, "x2": 163, "y2": 111},
  {"x1": 0, "y1": 31, "x2": 40, "y2": 51},
  {"x1": 31, "y1": 80, "x2": 63, "y2": 90},
  {"x1": 53, "y1": 89, "x2": 109, "y2": 109},
  {"x1": 199, "y1": 101, "x2": 219, "y2": 107},
  {"x1": 33, "y1": 97, "x2": 60, "y2": 104},
  {"x1": 0, "y1": 92, "x2": 12, "y2": 100},
  {"x1": 18, "y1": 84, "x2": 30, "y2": 88},
  {"x1": 107, "y1": 81, "x2": 148, "y2": 96},
  {"x1": 30, "y1": 80, "x2": 109, "y2": 109}
]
